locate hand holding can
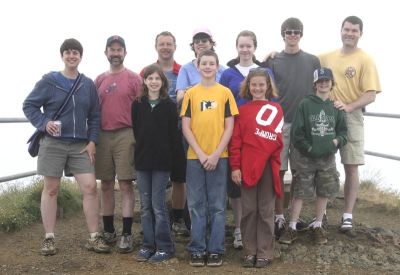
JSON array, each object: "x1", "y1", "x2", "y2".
[{"x1": 53, "y1": 121, "x2": 62, "y2": 137}]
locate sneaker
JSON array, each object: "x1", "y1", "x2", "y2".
[
  {"x1": 254, "y1": 258, "x2": 272, "y2": 268},
  {"x1": 190, "y1": 253, "x2": 206, "y2": 267},
  {"x1": 340, "y1": 217, "x2": 353, "y2": 232},
  {"x1": 85, "y1": 234, "x2": 111, "y2": 253},
  {"x1": 135, "y1": 248, "x2": 154, "y2": 262},
  {"x1": 296, "y1": 218, "x2": 308, "y2": 232},
  {"x1": 102, "y1": 230, "x2": 117, "y2": 244},
  {"x1": 148, "y1": 251, "x2": 174, "y2": 263},
  {"x1": 313, "y1": 227, "x2": 328, "y2": 245},
  {"x1": 207, "y1": 253, "x2": 222, "y2": 267},
  {"x1": 242, "y1": 255, "x2": 256, "y2": 268},
  {"x1": 118, "y1": 233, "x2": 133, "y2": 253},
  {"x1": 172, "y1": 218, "x2": 190, "y2": 236},
  {"x1": 274, "y1": 217, "x2": 286, "y2": 239},
  {"x1": 233, "y1": 229, "x2": 243, "y2": 250},
  {"x1": 308, "y1": 214, "x2": 329, "y2": 229},
  {"x1": 41, "y1": 237, "x2": 57, "y2": 256},
  {"x1": 278, "y1": 227, "x2": 297, "y2": 245}
]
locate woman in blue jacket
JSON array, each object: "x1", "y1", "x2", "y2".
[{"x1": 23, "y1": 38, "x2": 109, "y2": 256}]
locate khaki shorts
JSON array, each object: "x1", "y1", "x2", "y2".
[
  {"x1": 292, "y1": 149, "x2": 340, "y2": 199},
  {"x1": 38, "y1": 136, "x2": 94, "y2": 177},
  {"x1": 340, "y1": 109, "x2": 364, "y2": 165},
  {"x1": 280, "y1": 122, "x2": 295, "y2": 171},
  {"x1": 95, "y1": 128, "x2": 135, "y2": 181}
]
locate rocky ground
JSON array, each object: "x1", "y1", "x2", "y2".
[{"x1": 0, "y1": 186, "x2": 399, "y2": 275}]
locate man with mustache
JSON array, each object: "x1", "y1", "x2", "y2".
[{"x1": 95, "y1": 35, "x2": 142, "y2": 253}]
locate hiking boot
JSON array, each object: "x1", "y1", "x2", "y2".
[
  {"x1": 207, "y1": 253, "x2": 222, "y2": 267},
  {"x1": 172, "y1": 218, "x2": 190, "y2": 236},
  {"x1": 118, "y1": 233, "x2": 133, "y2": 253},
  {"x1": 190, "y1": 253, "x2": 206, "y2": 267},
  {"x1": 255, "y1": 258, "x2": 272, "y2": 268},
  {"x1": 340, "y1": 217, "x2": 353, "y2": 232},
  {"x1": 102, "y1": 230, "x2": 117, "y2": 244},
  {"x1": 274, "y1": 217, "x2": 286, "y2": 239},
  {"x1": 279, "y1": 227, "x2": 297, "y2": 244},
  {"x1": 85, "y1": 234, "x2": 111, "y2": 253},
  {"x1": 308, "y1": 214, "x2": 329, "y2": 229},
  {"x1": 135, "y1": 248, "x2": 154, "y2": 262},
  {"x1": 233, "y1": 228, "x2": 243, "y2": 249},
  {"x1": 242, "y1": 255, "x2": 256, "y2": 268},
  {"x1": 313, "y1": 227, "x2": 328, "y2": 245},
  {"x1": 41, "y1": 237, "x2": 57, "y2": 256},
  {"x1": 148, "y1": 251, "x2": 174, "y2": 263},
  {"x1": 296, "y1": 218, "x2": 308, "y2": 232}
]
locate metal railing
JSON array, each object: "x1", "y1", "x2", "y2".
[{"x1": 1, "y1": 113, "x2": 399, "y2": 183}]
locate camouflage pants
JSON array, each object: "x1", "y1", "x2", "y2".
[{"x1": 292, "y1": 149, "x2": 339, "y2": 199}]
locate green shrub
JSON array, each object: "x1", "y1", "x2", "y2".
[{"x1": 0, "y1": 177, "x2": 82, "y2": 232}]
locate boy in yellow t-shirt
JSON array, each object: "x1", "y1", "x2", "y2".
[{"x1": 181, "y1": 50, "x2": 238, "y2": 267}]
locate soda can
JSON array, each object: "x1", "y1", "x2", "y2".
[{"x1": 53, "y1": 121, "x2": 62, "y2": 137}]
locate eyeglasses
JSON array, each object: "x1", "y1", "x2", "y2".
[
  {"x1": 193, "y1": 38, "x2": 209, "y2": 44},
  {"x1": 284, "y1": 30, "x2": 302, "y2": 36}
]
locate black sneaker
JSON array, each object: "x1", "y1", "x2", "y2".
[
  {"x1": 340, "y1": 217, "x2": 353, "y2": 232},
  {"x1": 242, "y1": 255, "x2": 256, "y2": 268},
  {"x1": 255, "y1": 258, "x2": 272, "y2": 268},
  {"x1": 190, "y1": 253, "x2": 206, "y2": 267},
  {"x1": 296, "y1": 218, "x2": 308, "y2": 232},
  {"x1": 207, "y1": 253, "x2": 222, "y2": 267}
]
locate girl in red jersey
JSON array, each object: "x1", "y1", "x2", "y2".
[{"x1": 229, "y1": 68, "x2": 283, "y2": 268}]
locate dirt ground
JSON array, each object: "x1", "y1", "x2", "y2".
[{"x1": 0, "y1": 186, "x2": 399, "y2": 275}]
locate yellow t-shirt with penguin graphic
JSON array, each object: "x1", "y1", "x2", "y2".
[{"x1": 180, "y1": 83, "x2": 239, "y2": 159}]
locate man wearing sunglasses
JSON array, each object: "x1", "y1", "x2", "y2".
[
  {"x1": 264, "y1": 17, "x2": 321, "y2": 238},
  {"x1": 319, "y1": 16, "x2": 381, "y2": 232}
]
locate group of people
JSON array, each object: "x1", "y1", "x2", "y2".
[{"x1": 22, "y1": 14, "x2": 381, "y2": 268}]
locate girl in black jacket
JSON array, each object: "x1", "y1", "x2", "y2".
[{"x1": 132, "y1": 64, "x2": 184, "y2": 263}]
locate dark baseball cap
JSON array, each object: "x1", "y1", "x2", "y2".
[
  {"x1": 106, "y1": 35, "x2": 126, "y2": 48},
  {"x1": 313, "y1": 67, "x2": 334, "y2": 83}
]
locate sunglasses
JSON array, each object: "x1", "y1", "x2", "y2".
[
  {"x1": 193, "y1": 38, "x2": 209, "y2": 44},
  {"x1": 284, "y1": 30, "x2": 302, "y2": 36}
]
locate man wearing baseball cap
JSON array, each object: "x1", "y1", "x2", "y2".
[
  {"x1": 279, "y1": 67, "x2": 347, "y2": 245},
  {"x1": 95, "y1": 35, "x2": 142, "y2": 253}
]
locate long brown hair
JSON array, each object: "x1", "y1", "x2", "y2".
[
  {"x1": 240, "y1": 68, "x2": 279, "y2": 100},
  {"x1": 138, "y1": 64, "x2": 170, "y2": 102}
]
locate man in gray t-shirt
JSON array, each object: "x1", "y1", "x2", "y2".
[{"x1": 264, "y1": 17, "x2": 320, "y2": 237}]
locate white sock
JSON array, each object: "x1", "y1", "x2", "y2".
[
  {"x1": 90, "y1": 232, "x2": 99, "y2": 239},
  {"x1": 313, "y1": 221, "x2": 322, "y2": 228},
  {"x1": 289, "y1": 222, "x2": 297, "y2": 230},
  {"x1": 45, "y1": 233, "x2": 55, "y2": 239},
  {"x1": 275, "y1": 214, "x2": 285, "y2": 222},
  {"x1": 343, "y1": 213, "x2": 352, "y2": 220},
  {"x1": 234, "y1": 227, "x2": 241, "y2": 235}
]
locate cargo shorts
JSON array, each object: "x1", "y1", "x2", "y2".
[{"x1": 292, "y1": 149, "x2": 339, "y2": 199}]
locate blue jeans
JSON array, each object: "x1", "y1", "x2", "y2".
[
  {"x1": 186, "y1": 158, "x2": 227, "y2": 254},
  {"x1": 137, "y1": 170, "x2": 174, "y2": 253}
]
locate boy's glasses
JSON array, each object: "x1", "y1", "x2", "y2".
[
  {"x1": 284, "y1": 30, "x2": 302, "y2": 36},
  {"x1": 193, "y1": 38, "x2": 209, "y2": 44}
]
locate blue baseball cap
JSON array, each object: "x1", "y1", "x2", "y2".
[{"x1": 313, "y1": 67, "x2": 334, "y2": 83}]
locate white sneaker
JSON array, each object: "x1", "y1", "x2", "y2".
[{"x1": 233, "y1": 228, "x2": 243, "y2": 249}]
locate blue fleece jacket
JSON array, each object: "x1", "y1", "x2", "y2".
[
  {"x1": 23, "y1": 72, "x2": 100, "y2": 143},
  {"x1": 219, "y1": 66, "x2": 249, "y2": 107}
]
